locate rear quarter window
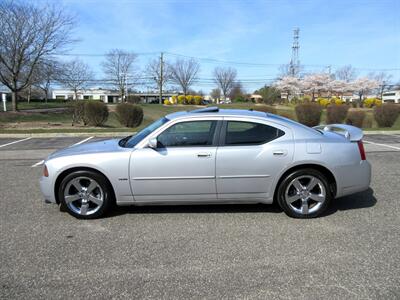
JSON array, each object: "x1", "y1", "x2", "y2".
[{"x1": 224, "y1": 121, "x2": 285, "y2": 145}]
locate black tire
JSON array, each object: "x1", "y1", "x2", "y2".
[
  {"x1": 277, "y1": 168, "x2": 332, "y2": 219},
  {"x1": 59, "y1": 170, "x2": 113, "y2": 219}
]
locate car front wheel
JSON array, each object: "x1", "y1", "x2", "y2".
[
  {"x1": 277, "y1": 169, "x2": 332, "y2": 218},
  {"x1": 59, "y1": 170, "x2": 113, "y2": 219}
]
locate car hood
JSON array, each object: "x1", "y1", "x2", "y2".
[{"x1": 48, "y1": 138, "x2": 124, "y2": 160}]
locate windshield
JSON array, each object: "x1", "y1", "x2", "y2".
[{"x1": 120, "y1": 117, "x2": 169, "y2": 148}]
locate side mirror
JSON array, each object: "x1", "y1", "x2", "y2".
[{"x1": 148, "y1": 138, "x2": 158, "y2": 149}]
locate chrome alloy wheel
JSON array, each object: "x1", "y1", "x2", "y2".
[
  {"x1": 63, "y1": 176, "x2": 104, "y2": 216},
  {"x1": 285, "y1": 175, "x2": 326, "y2": 215}
]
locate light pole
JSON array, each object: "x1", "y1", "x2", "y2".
[
  {"x1": 2, "y1": 93, "x2": 6, "y2": 112},
  {"x1": 159, "y1": 52, "x2": 163, "y2": 104}
]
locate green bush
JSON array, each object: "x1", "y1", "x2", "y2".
[
  {"x1": 116, "y1": 103, "x2": 143, "y2": 128},
  {"x1": 254, "y1": 105, "x2": 277, "y2": 114},
  {"x1": 346, "y1": 110, "x2": 366, "y2": 128},
  {"x1": 295, "y1": 103, "x2": 322, "y2": 127},
  {"x1": 233, "y1": 95, "x2": 246, "y2": 102},
  {"x1": 83, "y1": 101, "x2": 109, "y2": 126},
  {"x1": 326, "y1": 104, "x2": 350, "y2": 124},
  {"x1": 72, "y1": 100, "x2": 88, "y2": 125},
  {"x1": 373, "y1": 103, "x2": 400, "y2": 127}
]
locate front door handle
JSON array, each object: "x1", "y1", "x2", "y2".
[{"x1": 197, "y1": 152, "x2": 211, "y2": 158}]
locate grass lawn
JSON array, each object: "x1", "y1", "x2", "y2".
[{"x1": 0, "y1": 103, "x2": 399, "y2": 133}]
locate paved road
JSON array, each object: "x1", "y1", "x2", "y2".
[{"x1": 0, "y1": 135, "x2": 399, "y2": 299}]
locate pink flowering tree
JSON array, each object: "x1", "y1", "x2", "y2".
[
  {"x1": 351, "y1": 77, "x2": 379, "y2": 106},
  {"x1": 302, "y1": 73, "x2": 333, "y2": 100},
  {"x1": 274, "y1": 76, "x2": 301, "y2": 101}
]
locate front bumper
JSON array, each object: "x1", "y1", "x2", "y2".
[{"x1": 40, "y1": 175, "x2": 56, "y2": 203}]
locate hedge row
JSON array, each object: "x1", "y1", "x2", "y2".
[
  {"x1": 72, "y1": 101, "x2": 144, "y2": 128},
  {"x1": 294, "y1": 103, "x2": 399, "y2": 128}
]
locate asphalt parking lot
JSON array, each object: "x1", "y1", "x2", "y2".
[{"x1": 1, "y1": 134, "x2": 399, "y2": 299}]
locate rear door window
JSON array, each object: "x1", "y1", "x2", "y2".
[{"x1": 224, "y1": 121, "x2": 284, "y2": 145}]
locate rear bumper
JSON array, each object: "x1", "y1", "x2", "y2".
[
  {"x1": 335, "y1": 160, "x2": 371, "y2": 198},
  {"x1": 39, "y1": 176, "x2": 56, "y2": 204}
]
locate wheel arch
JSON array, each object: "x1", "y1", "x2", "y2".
[
  {"x1": 54, "y1": 167, "x2": 116, "y2": 205},
  {"x1": 273, "y1": 163, "x2": 337, "y2": 203}
]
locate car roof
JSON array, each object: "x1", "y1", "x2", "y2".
[
  {"x1": 165, "y1": 107, "x2": 269, "y2": 120},
  {"x1": 165, "y1": 107, "x2": 322, "y2": 138}
]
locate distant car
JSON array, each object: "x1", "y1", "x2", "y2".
[
  {"x1": 40, "y1": 107, "x2": 371, "y2": 219},
  {"x1": 201, "y1": 100, "x2": 212, "y2": 105},
  {"x1": 220, "y1": 99, "x2": 232, "y2": 104}
]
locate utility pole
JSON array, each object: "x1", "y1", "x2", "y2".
[
  {"x1": 159, "y1": 52, "x2": 163, "y2": 104},
  {"x1": 289, "y1": 28, "x2": 300, "y2": 78},
  {"x1": 125, "y1": 72, "x2": 128, "y2": 102}
]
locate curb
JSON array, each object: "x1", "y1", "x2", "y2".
[{"x1": 0, "y1": 132, "x2": 135, "y2": 138}]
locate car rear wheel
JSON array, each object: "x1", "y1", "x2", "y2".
[
  {"x1": 59, "y1": 170, "x2": 112, "y2": 219},
  {"x1": 277, "y1": 169, "x2": 332, "y2": 218}
]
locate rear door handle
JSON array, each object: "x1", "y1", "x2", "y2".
[
  {"x1": 273, "y1": 150, "x2": 287, "y2": 156},
  {"x1": 197, "y1": 152, "x2": 211, "y2": 158}
]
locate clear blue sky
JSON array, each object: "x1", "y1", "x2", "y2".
[{"x1": 56, "y1": 0, "x2": 399, "y2": 93}]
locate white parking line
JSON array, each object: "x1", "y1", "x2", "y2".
[
  {"x1": 363, "y1": 140, "x2": 400, "y2": 151},
  {"x1": 70, "y1": 136, "x2": 93, "y2": 147},
  {"x1": 31, "y1": 160, "x2": 44, "y2": 168},
  {"x1": 0, "y1": 137, "x2": 32, "y2": 148}
]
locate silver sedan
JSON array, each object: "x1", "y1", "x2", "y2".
[{"x1": 40, "y1": 107, "x2": 371, "y2": 219}]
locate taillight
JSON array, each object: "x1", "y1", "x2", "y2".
[
  {"x1": 357, "y1": 140, "x2": 366, "y2": 160},
  {"x1": 43, "y1": 165, "x2": 49, "y2": 177}
]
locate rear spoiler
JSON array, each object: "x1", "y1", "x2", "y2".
[{"x1": 313, "y1": 124, "x2": 363, "y2": 141}]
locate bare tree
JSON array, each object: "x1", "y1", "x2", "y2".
[
  {"x1": 170, "y1": 58, "x2": 200, "y2": 95},
  {"x1": 59, "y1": 59, "x2": 94, "y2": 100},
  {"x1": 210, "y1": 88, "x2": 221, "y2": 102},
  {"x1": 33, "y1": 59, "x2": 62, "y2": 102},
  {"x1": 213, "y1": 67, "x2": 237, "y2": 103},
  {"x1": 146, "y1": 57, "x2": 171, "y2": 104},
  {"x1": 229, "y1": 81, "x2": 246, "y2": 101},
  {"x1": 102, "y1": 49, "x2": 137, "y2": 101},
  {"x1": 0, "y1": 1, "x2": 75, "y2": 111},
  {"x1": 368, "y1": 71, "x2": 393, "y2": 98},
  {"x1": 335, "y1": 65, "x2": 357, "y2": 83}
]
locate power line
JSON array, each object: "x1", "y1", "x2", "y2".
[{"x1": 50, "y1": 51, "x2": 400, "y2": 72}]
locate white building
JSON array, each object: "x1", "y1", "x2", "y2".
[
  {"x1": 52, "y1": 88, "x2": 119, "y2": 103},
  {"x1": 382, "y1": 90, "x2": 400, "y2": 104},
  {"x1": 52, "y1": 88, "x2": 178, "y2": 104}
]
